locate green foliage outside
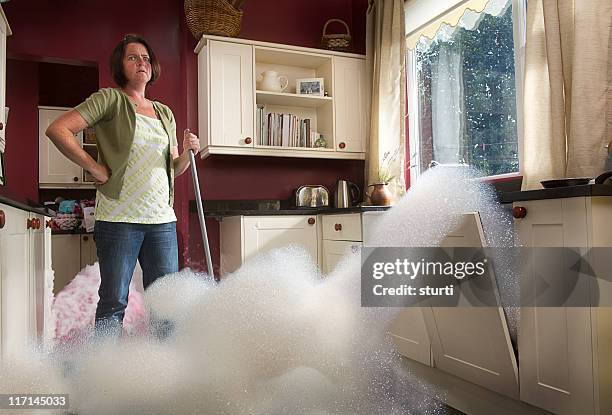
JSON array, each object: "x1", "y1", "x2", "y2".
[{"x1": 416, "y1": 4, "x2": 519, "y2": 176}]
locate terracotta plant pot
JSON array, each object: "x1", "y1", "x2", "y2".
[{"x1": 367, "y1": 183, "x2": 392, "y2": 206}]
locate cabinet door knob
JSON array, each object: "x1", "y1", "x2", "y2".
[
  {"x1": 334, "y1": 223, "x2": 342, "y2": 231},
  {"x1": 512, "y1": 206, "x2": 527, "y2": 219},
  {"x1": 308, "y1": 217, "x2": 315, "y2": 225},
  {"x1": 27, "y1": 218, "x2": 33, "y2": 229},
  {"x1": 46, "y1": 219, "x2": 52, "y2": 228},
  {"x1": 0, "y1": 210, "x2": 5, "y2": 229},
  {"x1": 33, "y1": 218, "x2": 40, "y2": 229},
  {"x1": 244, "y1": 137, "x2": 253, "y2": 145},
  {"x1": 73, "y1": 176, "x2": 79, "y2": 182},
  {"x1": 0, "y1": 122, "x2": 3, "y2": 131},
  {"x1": 338, "y1": 142, "x2": 346, "y2": 149},
  {"x1": 83, "y1": 235, "x2": 89, "y2": 242}
]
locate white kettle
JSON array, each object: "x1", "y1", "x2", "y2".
[{"x1": 259, "y1": 70, "x2": 288, "y2": 93}]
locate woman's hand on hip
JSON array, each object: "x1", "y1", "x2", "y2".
[
  {"x1": 90, "y1": 163, "x2": 111, "y2": 185},
  {"x1": 182, "y1": 129, "x2": 200, "y2": 154}
]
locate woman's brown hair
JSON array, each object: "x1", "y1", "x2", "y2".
[{"x1": 109, "y1": 34, "x2": 161, "y2": 87}]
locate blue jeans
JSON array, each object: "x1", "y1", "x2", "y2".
[{"x1": 93, "y1": 221, "x2": 178, "y2": 332}]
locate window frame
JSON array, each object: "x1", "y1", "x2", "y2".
[{"x1": 406, "y1": 0, "x2": 527, "y2": 184}]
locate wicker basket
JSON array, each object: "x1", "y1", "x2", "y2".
[
  {"x1": 184, "y1": 0, "x2": 243, "y2": 39},
  {"x1": 321, "y1": 19, "x2": 351, "y2": 51}
]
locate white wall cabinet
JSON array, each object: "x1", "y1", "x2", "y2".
[
  {"x1": 333, "y1": 56, "x2": 368, "y2": 153},
  {"x1": 38, "y1": 107, "x2": 96, "y2": 189},
  {"x1": 196, "y1": 35, "x2": 368, "y2": 160},
  {"x1": 220, "y1": 215, "x2": 319, "y2": 275},
  {"x1": 207, "y1": 41, "x2": 254, "y2": 148},
  {"x1": 0, "y1": 6, "x2": 10, "y2": 152},
  {"x1": 513, "y1": 197, "x2": 612, "y2": 415},
  {"x1": 51, "y1": 233, "x2": 97, "y2": 295},
  {"x1": 0, "y1": 203, "x2": 53, "y2": 359}
]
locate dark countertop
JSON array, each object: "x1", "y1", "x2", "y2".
[
  {"x1": 189, "y1": 200, "x2": 390, "y2": 218},
  {"x1": 0, "y1": 194, "x2": 51, "y2": 216},
  {"x1": 500, "y1": 184, "x2": 612, "y2": 203}
]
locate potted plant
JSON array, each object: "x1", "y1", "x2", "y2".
[{"x1": 367, "y1": 149, "x2": 399, "y2": 206}]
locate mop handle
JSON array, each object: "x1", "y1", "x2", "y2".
[{"x1": 186, "y1": 129, "x2": 215, "y2": 280}]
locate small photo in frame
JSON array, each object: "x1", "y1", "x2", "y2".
[{"x1": 296, "y1": 78, "x2": 324, "y2": 96}]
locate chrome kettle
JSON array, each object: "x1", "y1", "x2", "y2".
[{"x1": 335, "y1": 180, "x2": 361, "y2": 208}]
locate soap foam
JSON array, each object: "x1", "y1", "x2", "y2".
[{"x1": 0, "y1": 166, "x2": 517, "y2": 414}]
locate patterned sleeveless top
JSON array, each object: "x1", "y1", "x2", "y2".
[{"x1": 95, "y1": 113, "x2": 176, "y2": 223}]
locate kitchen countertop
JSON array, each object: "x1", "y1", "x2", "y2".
[
  {"x1": 0, "y1": 194, "x2": 51, "y2": 216},
  {"x1": 500, "y1": 184, "x2": 612, "y2": 203},
  {"x1": 189, "y1": 199, "x2": 391, "y2": 218}
]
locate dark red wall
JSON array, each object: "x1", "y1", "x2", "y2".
[
  {"x1": 239, "y1": 0, "x2": 366, "y2": 54},
  {"x1": 3, "y1": 59, "x2": 39, "y2": 203},
  {"x1": 2, "y1": 0, "x2": 368, "y2": 272}
]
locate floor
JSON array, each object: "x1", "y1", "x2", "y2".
[{"x1": 395, "y1": 357, "x2": 552, "y2": 415}]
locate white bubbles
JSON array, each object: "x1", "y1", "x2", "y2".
[{"x1": 0, "y1": 165, "x2": 519, "y2": 414}]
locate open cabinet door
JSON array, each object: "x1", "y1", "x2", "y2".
[{"x1": 420, "y1": 213, "x2": 519, "y2": 399}]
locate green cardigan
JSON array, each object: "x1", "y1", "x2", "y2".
[{"x1": 75, "y1": 88, "x2": 178, "y2": 205}]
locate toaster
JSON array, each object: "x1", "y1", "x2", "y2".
[{"x1": 295, "y1": 185, "x2": 330, "y2": 208}]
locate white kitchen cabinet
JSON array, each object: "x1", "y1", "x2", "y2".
[
  {"x1": 421, "y1": 213, "x2": 519, "y2": 399},
  {"x1": 205, "y1": 40, "x2": 254, "y2": 148},
  {"x1": 220, "y1": 215, "x2": 319, "y2": 276},
  {"x1": 30, "y1": 213, "x2": 53, "y2": 345},
  {"x1": 80, "y1": 234, "x2": 97, "y2": 268},
  {"x1": 362, "y1": 211, "x2": 434, "y2": 367},
  {"x1": 38, "y1": 106, "x2": 96, "y2": 189},
  {"x1": 333, "y1": 56, "x2": 368, "y2": 153},
  {"x1": 513, "y1": 197, "x2": 612, "y2": 415},
  {"x1": 320, "y1": 213, "x2": 362, "y2": 274},
  {"x1": 321, "y1": 240, "x2": 361, "y2": 275},
  {"x1": 195, "y1": 35, "x2": 368, "y2": 160},
  {"x1": 51, "y1": 233, "x2": 97, "y2": 294},
  {"x1": 0, "y1": 6, "x2": 10, "y2": 153},
  {"x1": 0, "y1": 203, "x2": 53, "y2": 359}
]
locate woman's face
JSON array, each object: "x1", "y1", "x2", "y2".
[{"x1": 122, "y1": 42, "x2": 151, "y2": 86}]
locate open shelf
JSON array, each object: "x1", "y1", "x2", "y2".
[{"x1": 256, "y1": 90, "x2": 332, "y2": 108}]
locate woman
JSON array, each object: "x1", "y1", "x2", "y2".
[{"x1": 46, "y1": 34, "x2": 199, "y2": 335}]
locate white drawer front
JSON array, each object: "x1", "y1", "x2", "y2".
[{"x1": 321, "y1": 213, "x2": 362, "y2": 241}]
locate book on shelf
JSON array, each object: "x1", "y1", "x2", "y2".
[{"x1": 256, "y1": 109, "x2": 318, "y2": 149}]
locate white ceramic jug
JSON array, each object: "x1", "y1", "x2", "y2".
[{"x1": 259, "y1": 70, "x2": 288, "y2": 93}]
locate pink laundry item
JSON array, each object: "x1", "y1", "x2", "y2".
[{"x1": 52, "y1": 262, "x2": 148, "y2": 346}]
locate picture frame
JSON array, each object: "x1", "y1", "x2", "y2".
[{"x1": 296, "y1": 78, "x2": 324, "y2": 96}]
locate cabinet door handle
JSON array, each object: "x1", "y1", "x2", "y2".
[
  {"x1": 0, "y1": 122, "x2": 3, "y2": 131},
  {"x1": 338, "y1": 142, "x2": 346, "y2": 149},
  {"x1": 308, "y1": 217, "x2": 315, "y2": 225},
  {"x1": 33, "y1": 218, "x2": 40, "y2": 229},
  {"x1": 512, "y1": 206, "x2": 527, "y2": 219},
  {"x1": 73, "y1": 176, "x2": 79, "y2": 182},
  {"x1": 244, "y1": 137, "x2": 253, "y2": 145},
  {"x1": 0, "y1": 210, "x2": 5, "y2": 229},
  {"x1": 46, "y1": 219, "x2": 52, "y2": 228},
  {"x1": 334, "y1": 223, "x2": 342, "y2": 231},
  {"x1": 82, "y1": 235, "x2": 89, "y2": 242},
  {"x1": 26, "y1": 218, "x2": 33, "y2": 229}
]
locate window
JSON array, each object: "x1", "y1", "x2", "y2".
[{"x1": 407, "y1": 0, "x2": 526, "y2": 180}]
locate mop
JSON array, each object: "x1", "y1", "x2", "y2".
[{"x1": 186, "y1": 129, "x2": 215, "y2": 281}]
